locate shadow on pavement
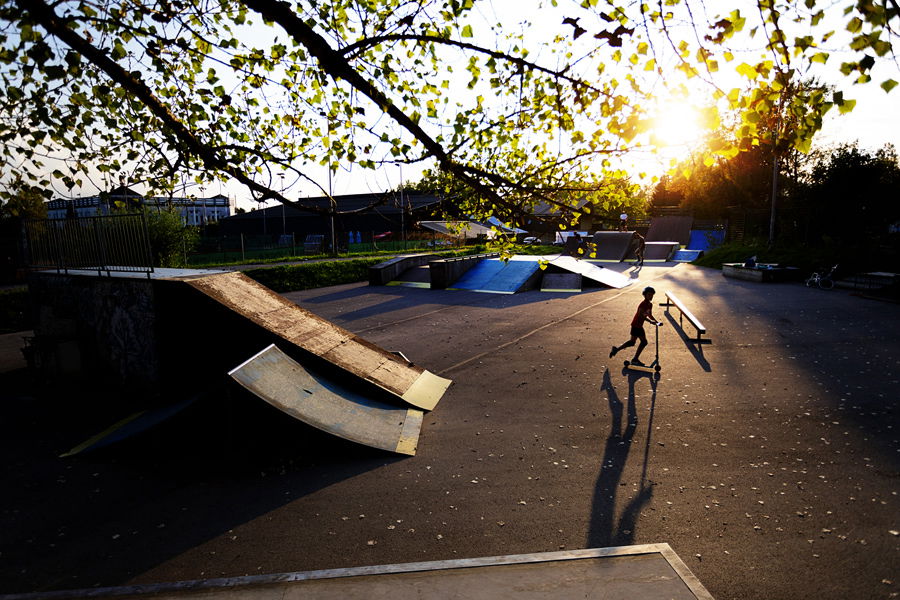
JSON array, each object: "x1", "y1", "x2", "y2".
[
  {"x1": 0, "y1": 374, "x2": 398, "y2": 593},
  {"x1": 663, "y1": 310, "x2": 712, "y2": 372},
  {"x1": 587, "y1": 370, "x2": 657, "y2": 548}
]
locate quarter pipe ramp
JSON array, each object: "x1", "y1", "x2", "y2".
[
  {"x1": 590, "y1": 232, "x2": 635, "y2": 262},
  {"x1": 646, "y1": 216, "x2": 693, "y2": 245},
  {"x1": 229, "y1": 345, "x2": 423, "y2": 456}
]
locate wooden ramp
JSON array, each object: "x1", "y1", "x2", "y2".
[
  {"x1": 184, "y1": 271, "x2": 450, "y2": 411},
  {"x1": 229, "y1": 345, "x2": 423, "y2": 456}
]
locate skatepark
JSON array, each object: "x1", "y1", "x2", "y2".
[{"x1": 0, "y1": 258, "x2": 897, "y2": 599}]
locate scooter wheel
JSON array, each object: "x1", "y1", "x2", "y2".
[
  {"x1": 623, "y1": 360, "x2": 630, "y2": 367},
  {"x1": 655, "y1": 365, "x2": 661, "y2": 372}
]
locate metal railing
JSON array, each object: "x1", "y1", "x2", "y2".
[{"x1": 24, "y1": 213, "x2": 154, "y2": 278}]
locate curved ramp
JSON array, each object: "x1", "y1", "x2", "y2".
[
  {"x1": 185, "y1": 271, "x2": 450, "y2": 411},
  {"x1": 591, "y1": 232, "x2": 635, "y2": 262},
  {"x1": 229, "y1": 345, "x2": 423, "y2": 456}
]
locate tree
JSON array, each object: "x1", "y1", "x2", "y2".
[
  {"x1": 791, "y1": 143, "x2": 900, "y2": 243},
  {"x1": 143, "y1": 205, "x2": 199, "y2": 267},
  {"x1": 0, "y1": 176, "x2": 48, "y2": 220},
  {"x1": 1, "y1": 0, "x2": 897, "y2": 241}
]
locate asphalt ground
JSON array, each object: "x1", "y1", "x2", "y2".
[{"x1": 0, "y1": 262, "x2": 897, "y2": 599}]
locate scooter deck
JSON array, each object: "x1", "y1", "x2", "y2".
[{"x1": 624, "y1": 361, "x2": 660, "y2": 373}]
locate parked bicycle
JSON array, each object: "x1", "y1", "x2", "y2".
[{"x1": 806, "y1": 264, "x2": 838, "y2": 290}]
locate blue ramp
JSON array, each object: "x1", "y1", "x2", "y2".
[
  {"x1": 688, "y1": 230, "x2": 725, "y2": 251},
  {"x1": 673, "y1": 249, "x2": 703, "y2": 262},
  {"x1": 449, "y1": 258, "x2": 541, "y2": 294}
]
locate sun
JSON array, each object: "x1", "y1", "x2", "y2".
[{"x1": 650, "y1": 100, "x2": 705, "y2": 149}]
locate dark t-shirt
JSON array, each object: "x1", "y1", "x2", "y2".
[{"x1": 631, "y1": 298, "x2": 651, "y2": 328}]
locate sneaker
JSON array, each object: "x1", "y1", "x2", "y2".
[
  {"x1": 631, "y1": 358, "x2": 644, "y2": 365},
  {"x1": 609, "y1": 346, "x2": 617, "y2": 358}
]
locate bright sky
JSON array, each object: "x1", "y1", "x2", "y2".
[
  {"x1": 20, "y1": 0, "x2": 897, "y2": 210},
  {"x1": 234, "y1": 0, "x2": 899, "y2": 211}
]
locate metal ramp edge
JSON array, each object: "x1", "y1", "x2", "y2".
[
  {"x1": 0, "y1": 544, "x2": 715, "y2": 600},
  {"x1": 184, "y1": 271, "x2": 450, "y2": 411},
  {"x1": 229, "y1": 345, "x2": 424, "y2": 456}
]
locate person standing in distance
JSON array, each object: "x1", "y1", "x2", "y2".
[
  {"x1": 610, "y1": 286, "x2": 662, "y2": 365},
  {"x1": 619, "y1": 212, "x2": 628, "y2": 231}
]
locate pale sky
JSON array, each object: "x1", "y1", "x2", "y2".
[
  {"x1": 21, "y1": 0, "x2": 896, "y2": 210},
  {"x1": 231, "y1": 0, "x2": 899, "y2": 211}
]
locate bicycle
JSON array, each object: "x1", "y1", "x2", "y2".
[{"x1": 806, "y1": 264, "x2": 837, "y2": 290}]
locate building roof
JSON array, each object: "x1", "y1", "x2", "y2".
[{"x1": 227, "y1": 192, "x2": 443, "y2": 220}]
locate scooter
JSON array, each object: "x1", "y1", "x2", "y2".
[{"x1": 624, "y1": 322, "x2": 662, "y2": 374}]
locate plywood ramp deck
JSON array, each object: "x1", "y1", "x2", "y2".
[{"x1": 185, "y1": 271, "x2": 450, "y2": 411}]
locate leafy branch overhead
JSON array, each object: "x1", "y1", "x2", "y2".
[{"x1": 0, "y1": 0, "x2": 896, "y2": 224}]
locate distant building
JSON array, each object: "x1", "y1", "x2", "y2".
[
  {"x1": 219, "y1": 191, "x2": 445, "y2": 240},
  {"x1": 45, "y1": 186, "x2": 232, "y2": 225}
]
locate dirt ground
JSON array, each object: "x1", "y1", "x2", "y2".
[{"x1": 0, "y1": 262, "x2": 897, "y2": 599}]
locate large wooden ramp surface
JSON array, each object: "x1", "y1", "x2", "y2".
[
  {"x1": 229, "y1": 345, "x2": 423, "y2": 456},
  {"x1": 184, "y1": 271, "x2": 450, "y2": 411}
]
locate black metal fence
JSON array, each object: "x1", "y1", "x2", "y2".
[{"x1": 23, "y1": 213, "x2": 154, "y2": 277}]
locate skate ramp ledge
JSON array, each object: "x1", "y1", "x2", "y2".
[
  {"x1": 185, "y1": 271, "x2": 450, "y2": 411},
  {"x1": 229, "y1": 345, "x2": 424, "y2": 456},
  {"x1": 0, "y1": 544, "x2": 714, "y2": 600}
]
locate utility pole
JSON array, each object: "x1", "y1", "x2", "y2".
[{"x1": 279, "y1": 173, "x2": 286, "y2": 236}]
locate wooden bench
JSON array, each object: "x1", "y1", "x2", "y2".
[{"x1": 663, "y1": 291, "x2": 707, "y2": 342}]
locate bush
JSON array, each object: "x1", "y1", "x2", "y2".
[
  {"x1": 692, "y1": 240, "x2": 880, "y2": 275},
  {"x1": 245, "y1": 258, "x2": 384, "y2": 292},
  {"x1": 145, "y1": 207, "x2": 199, "y2": 267}
]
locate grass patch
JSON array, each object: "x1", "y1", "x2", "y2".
[
  {"x1": 243, "y1": 247, "x2": 490, "y2": 292},
  {"x1": 190, "y1": 246, "x2": 484, "y2": 269},
  {"x1": 0, "y1": 287, "x2": 30, "y2": 334},
  {"x1": 245, "y1": 258, "x2": 383, "y2": 292},
  {"x1": 512, "y1": 244, "x2": 561, "y2": 255},
  {"x1": 693, "y1": 240, "x2": 882, "y2": 275}
]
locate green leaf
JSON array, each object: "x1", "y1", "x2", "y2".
[{"x1": 880, "y1": 79, "x2": 898, "y2": 93}]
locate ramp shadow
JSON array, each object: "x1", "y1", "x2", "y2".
[
  {"x1": 587, "y1": 370, "x2": 657, "y2": 548},
  {"x1": 0, "y1": 376, "x2": 400, "y2": 593}
]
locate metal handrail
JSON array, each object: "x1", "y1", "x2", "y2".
[{"x1": 23, "y1": 213, "x2": 154, "y2": 278}]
